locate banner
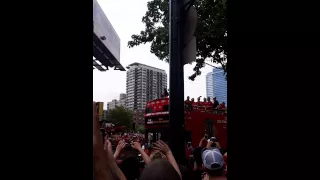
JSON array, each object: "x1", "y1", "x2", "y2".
[
  {"x1": 145, "y1": 115, "x2": 169, "y2": 125},
  {"x1": 95, "y1": 102, "x2": 104, "y2": 117}
]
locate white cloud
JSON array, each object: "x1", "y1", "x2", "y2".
[{"x1": 94, "y1": 0, "x2": 214, "y2": 106}]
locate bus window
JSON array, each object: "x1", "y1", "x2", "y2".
[
  {"x1": 145, "y1": 107, "x2": 152, "y2": 113},
  {"x1": 163, "y1": 105, "x2": 169, "y2": 111}
]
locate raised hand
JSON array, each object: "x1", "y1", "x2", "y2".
[
  {"x1": 116, "y1": 140, "x2": 126, "y2": 152},
  {"x1": 206, "y1": 140, "x2": 214, "y2": 148},
  {"x1": 131, "y1": 142, "x2": 142, "y2": 151},
  {"x1": 153, "y1": 140, "x2": 171, "y2": 155},
  {"x1": 104, "y1": 135, "x2": 112, "y2": 153}
]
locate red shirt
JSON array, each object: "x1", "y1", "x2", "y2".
[
  {"x1": 192, "y1": 102, "x2": 199, "y2": 110},
  {"x1": 207, "y1": 101, "x2": 213, "y2": 110},
  {"x1": 198, "y1": 102, "x2": 206, "y2": 111},
  {"x1": 218, "y1": 104, "x2": 226, "y2": 110}
]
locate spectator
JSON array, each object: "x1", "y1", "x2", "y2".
[
  {"x1": 191, "y1": 137, "x2": 207, "y2": 180},
  {"x1": 218, "y1": 102, "x2": 226, "y2": 110},
  {"x1": 186, "y1": 142, "x2": 194, "y2": 158},
  {"x1": 93, "y1": 102, "x2": 126, "y2": 180},
  {"x1": 152, "y1": 140, "x2": 182, "y2": 179},
  {"x1": 150, "y1": 150, "x2": 166, "y2": 161},
  {"x1": 201, "y1": 148, "x2": 226, "y2": 180},
  {"x1": 131, "y1": 142, "x2": 151, "y2": 164},
  {"x1": 140, "y1": 159, "x2": 181, "y2": 180},
  {"x1": 212, "y1": 97, "x2": 219, "y2": 109},
  {"x1": 119, "y1": 155, "x2": 140, "y2": 180},
  {"x1": 192, "y1": 146, "x2": 205, "y2": 180},
  {"x1": 113, "y1": 140, "x2": 126, "y2": 160}
]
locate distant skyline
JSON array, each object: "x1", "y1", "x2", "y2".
[{"x1": 93, "y1": 0, "x2": 216, "y2": 109}]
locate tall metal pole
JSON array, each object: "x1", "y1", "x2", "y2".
[{"x1": 169, "y1": 0, "x2": 185, "y2": 164}]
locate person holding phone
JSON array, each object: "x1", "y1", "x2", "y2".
[{"x1": 93, "y1": 102, "x2": 126, "y2": 180}]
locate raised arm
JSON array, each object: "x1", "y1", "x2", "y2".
[
  {"x1": 131, "y1": 142, "x2": 151, "y2": 164},
  {"x1": 113, "y1": 141, "x2": 126, "y2": 160},
  {"x1": 153, "y1": 140, "x2": 182, "y2": 180},
  {"x1": 93, "y1": 102, "x2": 126, "y2": 180}
]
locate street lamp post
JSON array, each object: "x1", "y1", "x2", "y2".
[{"x1": 169, "y1": 0, "x2": 185, "y2": 164}]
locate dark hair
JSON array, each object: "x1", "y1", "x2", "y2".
[
  {"x1": 119, "y1": 156, "x2": 140, "y2": 180},
  {"x1": 140, "y1": 159, "x2": 180, "y2": 180},
  {"x1": 206, "y1": 168, "x2": 224, "y2": 177},
  {"x1": 193, "y1": 147, "x2": 203, "y2": 166}
]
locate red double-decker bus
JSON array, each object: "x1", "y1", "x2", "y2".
[{"x1": 144, "y1": 97, "x2": 227, "y2": 150}]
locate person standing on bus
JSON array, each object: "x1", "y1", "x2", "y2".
[
  {"x1": 193, "y1": 97, "x2": 200, "y2": 111},
  {"x1": 185, "y1": 96, "x2": 192, "y2": 110},
  {"x1": 202, "y1": 98, "x2": 208, "y2": 112},
  {"x1": 192, "y1": 98, "x2": 198, "y2": 111},
  {"x1": 197, "y1": 96, "x2": 205, "y2": 112},
  {"x1": 212, "y1": 97, "x2": 219, "y2": 109},
  {"x1": 207, "y1": 97, "x2": 213, "y2": 112},
  {"x1": 162, "y1": 88, "x2": 169, "y2": 97},
  {"x1": 218, "y1": 102, "x2": 226, "y2": 110}
]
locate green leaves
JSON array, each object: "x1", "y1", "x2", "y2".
[
  {"x1": 128, "y1": 0, "x2": 227, "y2": 80},
  {"x1": 108, "y1": 106, "x2": 133, "y2": 130},
  {"x1": 136, "y1": 125, "x2": 145, "y2": 133}
]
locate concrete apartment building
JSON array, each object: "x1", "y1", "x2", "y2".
[
  {"x1": 133, "y1": 109, "x2": 145, "y2": 126},
  {"x1": 106, "y1": 93, "x2": 127, "y2": 110},
  {"x1": 119, "y1": 93, "x2": 126, "y2": 107},
  {"x1": 126, "y1": 62, "x2": 167, "y2": 111}
]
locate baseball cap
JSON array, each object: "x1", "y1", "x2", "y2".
[{"x1": 201, "y1": 148, "x2": 224, "y2": 170}]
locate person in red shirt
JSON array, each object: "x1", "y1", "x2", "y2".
[
  {"x1": 195, "y1": 96, "x2": 204, "y2": 112},
  {"x1": 202, "y1": 98, "x2": 208, "y2": 111},
  {"x1": 199, "y1": 98, "x2": 206, "y2": 112},
  {"x1": 218, "y1": 102, "x2": 226, "y2": 110},
  {"x1": 192, "y1": 98, "x2": 198, "y2": 111},
  {"x1": 185, "y1": 96, "x2": 192, "y2": 110},
  {"x1": 206, "y1": 97, "x2": 213, "y2": 112}
]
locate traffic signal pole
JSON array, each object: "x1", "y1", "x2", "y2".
[{"x1": 169, "y1": 0, "x2": 185, "y2": 164}]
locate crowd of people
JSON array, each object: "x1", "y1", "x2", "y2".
[
  {"x1": 184, "y1": 96, "x2": 226, "y2": 112},
  {"x1": 93, "y1": 102, "x2": 227, "y2": 180}
]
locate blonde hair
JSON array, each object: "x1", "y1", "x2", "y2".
[{"x1": 150, "y1": 150, "x2": 166, "y2": 161}]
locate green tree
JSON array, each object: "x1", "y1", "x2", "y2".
[
  {"x1": 108, "y1": 106, "x2": 133, "y2": 130},
  {"x1": 136, "y1": 125, "x2": 145, "y2": 133},
  {"x1": 128, "y1": 0, "x2": 227, "y2": 80}
]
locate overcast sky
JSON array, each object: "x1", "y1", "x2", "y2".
[{"x1": 93, "y1": 0, "x2": 214, "y2": 108}]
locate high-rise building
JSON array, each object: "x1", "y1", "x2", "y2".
[
  {"x1": 206, "y1": 72, "x2": 214, "y2": 98},
  {"x1": 126, "y1": 62, "x2": 167, "y2": 110},
  {"x1": 133, "y1": 109, "x2": 145, "y2": 126},
  {"x1": 119, "y1": 93, "x2": 126, "y2": 107},
  {"x1": 106, "y1": 93, "x2": 127, "y2": 110},
  {"x1": 107, "y1": 99, "x2": 118, "y2": 110},
  {"x1": 213, "y1": 68, "x2": 227, "y2": 105}
]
